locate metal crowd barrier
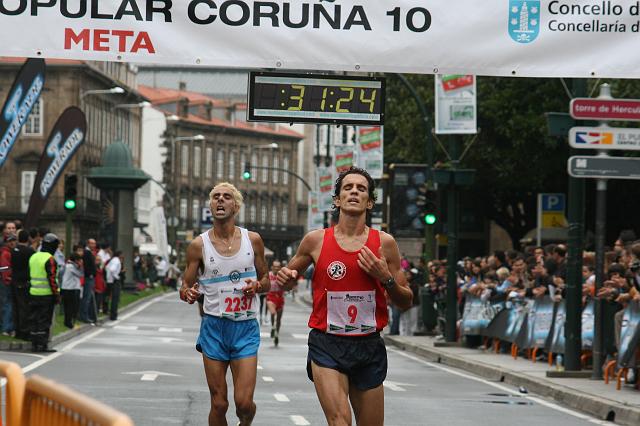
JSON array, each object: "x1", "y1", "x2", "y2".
[{"x1": 0, "y1": 361, "x2": 133, "y2": 426}]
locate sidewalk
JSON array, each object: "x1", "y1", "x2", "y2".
[
  {"x1": 0, "y1": 290, "x2": 170, "y2": 352},
  {"x1": 384, "y1": 334, "x2": 640, "y2": 426},
  {"x1": 301, "y1": 293, "x2": 639, "y2": 425}
]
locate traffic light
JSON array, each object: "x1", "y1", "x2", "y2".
[
  {"x1": 242, "y1": 162, "x2": 251, "y2": 180},
  {"x1": 390, "y1": 164, "x2": 428, "y2": 238},
  {"x1": 63, "y1": 174, "x2": 78, "y2": 211},
  {"x1": 423, "y1": 189, "x2": 438, "y2": 225}
]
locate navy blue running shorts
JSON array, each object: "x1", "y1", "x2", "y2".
[{"x1": 306, "y1": 328, "x2": 387, "y2": 390}]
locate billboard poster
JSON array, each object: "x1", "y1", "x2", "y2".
[
  {"x1": 24, "y1": 107, "x2": 87, "y2": 228},
  {"x1": 0, "y1": 58, "x2": 46, "y2": 170},
  {"x1": 307, "y1": 191, "x2": 325, "y2": 231},
  {"x1": 316, "y1": 167, "x2": 334, "y2": 212},
  {"x1": 435, "y1": 74, "x2": 477, "y2": 134},
  {"x1": 334, "y1": 144, "x2": 356, "y2": 174},
  {"x1": 356, "y1": 126, "x2": 383, "y2": 179}
]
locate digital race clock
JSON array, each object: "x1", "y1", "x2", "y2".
[{"x1": 247, "y1": 72, "x2": 385, "y2": 125}]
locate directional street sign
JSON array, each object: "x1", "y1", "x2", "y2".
[
  {"x1": 569, "y1": 127, "x2": 640, "y2": 151},
  {"x1": 568, "y1": 156, "x2": 640, "y2": 179},
  {"x1": 570, "y1": 98, "x2": 640, "y2": 121}
]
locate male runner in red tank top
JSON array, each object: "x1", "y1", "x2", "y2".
[{"x1": 277, "y1": 167, "x2": 413, "y2": 426}]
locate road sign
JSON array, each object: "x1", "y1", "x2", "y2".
[
  {"x1": 569, "y1": 127, "x2": 640, "y2": 151},
  {"x1": 537, "y1": 194, "x2": 567, "y2": 247},
  {"x1": 568, "y1": 156, "x2": 640, "y2": 179},
  {"x1": 570, "y1": 98, "x2": 640, "y2": 121},
  {"x1": 541, "y1": 194, "x2": 565, "y2": 212},
  {"x1": 201, "y1": 207, "x2": 213, "y2": 226}
]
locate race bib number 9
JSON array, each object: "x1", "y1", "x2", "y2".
[
  {"x1": 219, "y1": 287, "x2": 258, "y2": 321},
  {"x1": 327, "y1": 290, "x2": 376, "y2": 335}
]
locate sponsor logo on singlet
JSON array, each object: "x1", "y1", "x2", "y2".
[
  {"x1": 327, "y1": 261, "x2": 346, "y2": 280},
  {"x1": 229, "y1": 270, "x2": 241, "y2": 283}
]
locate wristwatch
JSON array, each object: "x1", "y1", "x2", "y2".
[{"x1": 383, "y1": 276, "x2": 396, "y2": 290}]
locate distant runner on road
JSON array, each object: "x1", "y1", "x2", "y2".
[
  {"x1": 266, "y1": 260, "x2": 285, "y2": 346},
  {"x1": 277, "y1": 167, "x2": 413, "y2": 426},
  {"x1": 180, "y1": 182, "x2": 270, "y2": 426}
]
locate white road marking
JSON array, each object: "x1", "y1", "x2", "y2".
[
  {"x1": 290, "y1": 415, "x2": 310, "y2": 425},
  {"x1": 274, "y1": 393, "x2": 290, "y2": 402},
  {"x1": 123, "y1": 371, "x2": 180, "y2": 382},
  {"x1": 257, "y1": 365, "x2": 263, "y2": 370},
  {"x1": 260, "y1": 332, "x2": 271, "y2": 338},
  {"x1": 388, "y1": 348, "x2": 612, "y2": 425},
  {"x1": 158, "y1": 327, "x2": 182, "y2": 333},
  {"x1": 291, "y1": 333, "x2": 308, "y2": 339},
  {"x1": 157, "y1": 337, "x2": 183, "y2": 343},
  {"x1": 383, "y1": 380, "x2": 416, "y2": 392},
  {"x1": 262, "y1": 376, "x2": 274, "y2": 382},
  {"x1": 109, "y1": 293, "x2": 173, "y2": 327},
  {"x1": 114, "y1": 325, "x2": 138, "y2": 331}
]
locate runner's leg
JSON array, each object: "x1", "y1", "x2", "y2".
[
  {"x1": 267, "y1": 301, "x2": 277, "y2": 337},
  {"x1": 276, "y1": 308, "x2": 283, "y2": 334},
  {"x1": 310, "y1": 361, "x2": 352, "y2": 426},
  {"x1": 349, "y1": 385, "x2": 384, "y2": 426},
  {"x1": 202, "y1": 356, "x2": 230, "y2": 426},
  {"x1": 230, "y1": 356, "x2": 258, "y2": 426}
]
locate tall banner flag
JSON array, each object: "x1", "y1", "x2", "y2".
[
  {"x1": 307, "y1": 192, "x2": 325, "y2": 231},
  {"x1": 24, "y1": 107, "x2": 87, "y2": 228},
  {"x1": 316, "y1": 167, "x2": 334, "y2": 212},
  {"x1": 334, "y1": 144, "x2": 356, "y2": 174},
  {"x1": 151, "y1": 206, "x2": 169, "y2": 260},
  {"x1": 0, "y1": 58, "x2": 46, "y2": 170},
  {"x1": 356, "y1": 126, "x2": 384, "y2": 179},
  {"x1": 435, "y1": 74, "x2": 477, "y2": 134}
]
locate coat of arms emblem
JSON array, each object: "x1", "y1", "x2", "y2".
[{"x1": 509, "y1": 1, "x2": 540, "y2": 44}]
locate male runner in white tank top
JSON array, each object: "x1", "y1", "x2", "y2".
[{"x1": 180, "y1": 182, "x2": 270, "y2": 426}]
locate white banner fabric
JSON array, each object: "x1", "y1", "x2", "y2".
[
  {"x1": 3, "y1": 1, "x2": 640, "y2": 78},
  {"x1": 356, "y1": 126, "x2": 384, "y2": 179}
]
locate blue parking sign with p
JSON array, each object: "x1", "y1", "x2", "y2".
[{"x1": 542, "y1": 194, "x2": 565, "y2": 212}]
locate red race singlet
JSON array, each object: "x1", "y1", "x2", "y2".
[{"x1": 308, "y1": 227, "x2": 389, "y2": 335}]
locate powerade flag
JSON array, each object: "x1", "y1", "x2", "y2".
[
  {"x1": 0, "y1": 58, "x2": 46, "y2": 170},
  {"x1": 24, "y1": 107, "x2": 87, "y2": 228}
]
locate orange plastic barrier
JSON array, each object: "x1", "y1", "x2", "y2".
[
  {"x1": 0, "y1": 361, "x2": 26, "y2": 426},
  {"x1": 21, "y1": 375, "x2": 134, "y2": 426}
]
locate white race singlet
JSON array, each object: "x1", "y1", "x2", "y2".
[{"x1": 198, "y1": 227, "x2": 259, "y2": 321}]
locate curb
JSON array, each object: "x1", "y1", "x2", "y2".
[
  {"x1": 384, "y1": 335, "x2": 640, "y2": 426},
  {"x1": 0, "y1": 290, "x2": 171, "y2": 352}
]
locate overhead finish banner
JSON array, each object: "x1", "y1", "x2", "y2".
[
  {"x1": 0, "y1": 58, "x2": 45, "y2": 170},
  {"x1": 24, "y1": 107, "x2": 87, "y2": 228},
  {"x1": 5, "y1": 1, "x2": 640, "y2": 77}
]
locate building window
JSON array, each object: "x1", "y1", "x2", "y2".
[
  {"x1": 205, "y1": 147, "x2": 213, "y2": 178},
  {"x1": 281, "y1": 204, "x2": 288, "y2": 224},
  {"x1": 216, "y1": 150, "x2": 225, "y2": 179},
  {"x1": 260, "y1": 204, "x2": 267, "y2": 223},
  {"x1": 20, "y1": 171, "x2": 36, "y2": 213},
  {"x1": 193, "y1": 146, "x2": 201, "y2": 178},
  {"x1": 240, "y1": 151, "x2": 247, "y2": 178},
  {"x1": 251, "y1": 152, "x2": 257, "y2": 182},
  {"x1": 238, "y1": 203, "x2": 246, "y2": 224},
  {"x1": 271, "y1": 201, "x2": 278, "y2": 224},
  {"x1": 228, "y1": 150, "x2": 236, "y2": 180},
  {"x1": 272, "y1": 156, "x2": 279, "y2": 184},
  {"x1": 249, "y1": 203, "x2": 257, "y2": 222},
  {"x1": 261, "y1": 156, "x2": 268, "y2": 183},
  {"x1": 192, "y1": 199, "x2": 200, "y2": 228},
  {"x1": 23, "y1": 98, "x2": 43, "y2": 135},
  {"x1": 180, "y1": 198, "x2": 188, "y2": 219},
  {"x1": 282, "y1": 156, "x2": 289, "y2": 184},
  {"x1": 181, "y1": 144, "x2": 189, "y2": 177}
]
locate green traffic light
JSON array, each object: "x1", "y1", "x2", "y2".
[
  {"x1": 64, "y1": 199, "x2": 76, "y2": 210},
  {"x1": 242, "y1": 171, "x2": 251, "y2": 180},
  {"x1": 425, "y1": 214, "x2": 436, "y2": 225}
]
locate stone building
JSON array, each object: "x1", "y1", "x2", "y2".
[{"x1": 0, "y1": 58, "x2": 146, "y2": 245}]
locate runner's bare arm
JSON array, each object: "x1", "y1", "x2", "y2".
[
  {"x1": 180, "y1": 237, "x2": 203, "y2": 304},
  {"x1": 242, "y1": 231, "x2": 270, "y2": 297},
  {"x1": 357, "y1": 232, "x2": 413, "y2": 310},
  {"x1": 277, "y1": 229, "x2": 323, "y2": 290}
]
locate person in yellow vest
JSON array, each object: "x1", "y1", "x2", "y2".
[{"x1": 29, "y1": 233, "x2": 60, "y2": 353}]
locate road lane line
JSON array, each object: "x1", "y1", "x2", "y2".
[
  {"x1": 257, "y1": 365, "x2": 263, "y2": 370},
  {"x1": 262, "y1": 376, "x2": 274, "y2": 382},
  {"x1": 158, "y1": 327, "x2": 182, "y2": 333},
  {"x1": 274, "y1": 393, "x2": 290, "y2": 402},
  {"x1": 109, "y1": 292, "x2": 173, "y2": 327},
  {"x1": 260, "y1": 332, "x2": 270, "y2": 338},
  {"x1": 387, "y1": 348, "x2": 611, "y2": 425},
  {"x1": 290, "y1": 415, "x2": 310, "y2": 425},
  {"x1": 291, "y1": 333, "x2": 308, "y2": 339},
  {"x1": 141, "y1": 374, "x2": 158, "y2": 381},
  {"x1": 114, "y1": 325, "x2": 138, "y2": 331}
]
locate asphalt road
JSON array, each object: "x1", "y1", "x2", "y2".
[{"x1": 1, "y1": 291, "x2": 609, "y2": 425}]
